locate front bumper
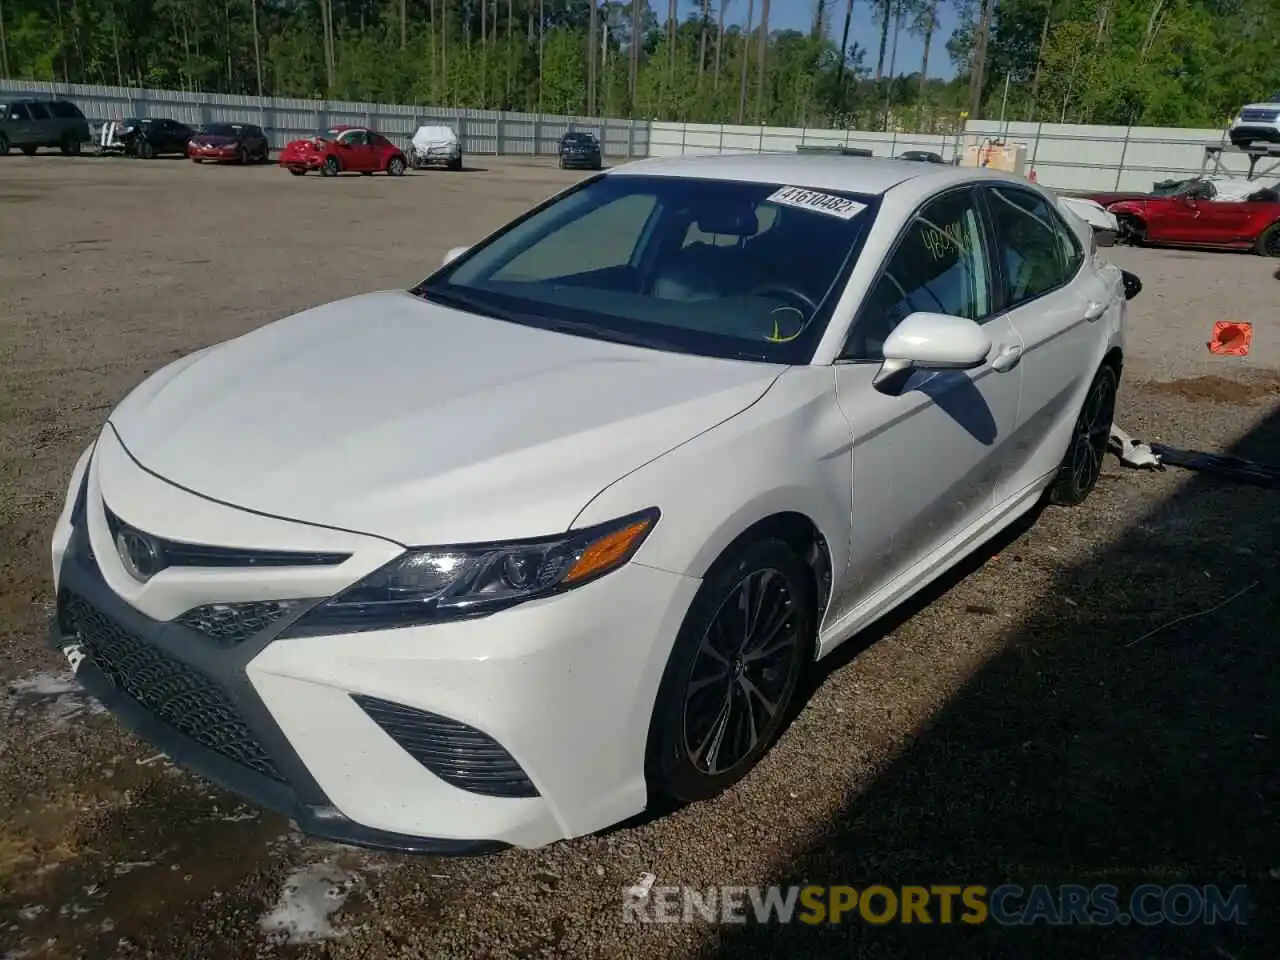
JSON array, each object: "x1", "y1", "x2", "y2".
[
  {"x1": 50, "y1": 435, "x2": 700, "y2": 852},
  {"x1": 190, "y1": 146, "x2": 239, "y2": 161},
  {"x1": 1229, "y1": 124, "x2": 1280, "y2": 145},
  {"x1": 281, "y1": 153, "x2": 323, "y2": 170},
  {"x1": 560, "y1": 154, "x2": 602, "y2": 168}
]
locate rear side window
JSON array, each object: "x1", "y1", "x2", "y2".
[
  {"x1": 27, "y1": 102, "x2": 50, "y2": 120},
  {"x1": 7, "y1": 103, "x2": 30, "y2": 120},
  {"x1": 48, "y1": 101, "x2": 84, "y2": 119},
  {"x1": 986, "y1": 186, "x2": 1083, "y2": 309}
]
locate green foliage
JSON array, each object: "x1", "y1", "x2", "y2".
[{"x1": 963, "y1": 0, "x2": 1280, "y2": 126}]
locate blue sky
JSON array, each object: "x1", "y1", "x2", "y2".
[{"x1": 679, "y1": 0, "x2": 962, "y2": 81}]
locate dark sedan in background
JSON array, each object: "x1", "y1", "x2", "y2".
[
  {"x1": 558, "y1": 131, "x2": 603, "y2": 170},
  {"x1": 188, "y1": 122, "x2": 271, "y2": 164},
  {"x1": 114, "y1": 117, "x2": 194, "y2": 158}
]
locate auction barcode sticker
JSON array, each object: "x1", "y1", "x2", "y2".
[{"x1": 767, "y1": 186, "x2": 867, "y2": 220}]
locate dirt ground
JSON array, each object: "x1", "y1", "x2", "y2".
[{"x1": 2, "y1": 156, "x2": 1279, "y2": 959}]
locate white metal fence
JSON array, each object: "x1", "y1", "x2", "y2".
[{"x1": 3, "y1": 78, "x2": 1269, "y2": 193}]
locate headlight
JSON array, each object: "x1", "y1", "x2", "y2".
[{"x1": 283, "y1": 508, "x2": 659, "y2": 636}]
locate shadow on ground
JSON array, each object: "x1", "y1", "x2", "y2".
[{"x1": 695, "y1": 405, "x2": 1280, "y2": 958}]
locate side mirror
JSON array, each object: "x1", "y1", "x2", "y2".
[
  {"x1": 874, "y1": 312, "x2": 992, "y2": 395},
  {"x1": 1121, "y1": 269, "x2": 1142, "y2": 301},
  {"x1": 442, "y1": 245, "x2": 469, "y2": 267}
]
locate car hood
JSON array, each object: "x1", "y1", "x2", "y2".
[{"x1": 107, "y1": 291, "x2": 782, "y2": 546}]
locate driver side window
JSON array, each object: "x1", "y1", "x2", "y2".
[
  {"x1": 843, "y1": 189, "x2": 992, "y2": 361},
  {"x1": 339, "y1": 130, "x2": 367, "y2": 147}
]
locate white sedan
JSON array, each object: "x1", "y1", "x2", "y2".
[{"x1": 50, "y1": 154, "x2": 1133, "y2": 854}]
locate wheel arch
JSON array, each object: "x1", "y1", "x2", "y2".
[{"x1": 699, "y1": 511, "x2": 834, "y2": 626}]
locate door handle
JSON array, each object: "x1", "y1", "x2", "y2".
[
  {"x1": 990, "y1": 343, "x2": 1023, "y2": 372},
  {"x1": 1084, "y1": 300, "x2": 1106, "y2": 322}
]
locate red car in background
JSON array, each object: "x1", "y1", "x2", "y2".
[
  {"x1": 1103, "y1": 180, "x2": 1280, "y2": 256},
  {"x1": 188, "y1": 122, "x2": 271, "y2": 164},
  {"x1": 278, "y1": 125, "x2": 407, "y2": 177}
]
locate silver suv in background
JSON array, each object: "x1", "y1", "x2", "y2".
[
  {"x1": 0, "y1": 98, "x2": 92, "y2": 156},
  {"x1": 1229, "y1": 95, "x2": 1280, "y2": 149}
]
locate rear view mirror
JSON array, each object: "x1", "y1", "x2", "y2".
[
  {"x1": 874, "y1": 312, "x2": 992, "y2": 394},
  {"x1": 442, "y1": 246, "x2": 469, "y2": 266},
  {"x1": 1121, "y1": 269, "x2": 1142, "y2": 301}
]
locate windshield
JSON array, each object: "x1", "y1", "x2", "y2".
[
  {"x1": 205, "y1": 123, "x2": 242, "y2": 136},
  {"x1": 417, "y1": 174, "x2": 878, "y2": 363}
]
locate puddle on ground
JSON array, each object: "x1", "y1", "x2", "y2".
[
  {"x1": 2, "y1": 670, "x2": 107, "y2": 741},
  {"x1": 259, "y1": 861, "x2": 362, "y2": 945}
]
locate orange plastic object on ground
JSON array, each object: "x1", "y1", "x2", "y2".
[{"x1": 1207, "y1": 321, "x2": 1253, "y2": 356}]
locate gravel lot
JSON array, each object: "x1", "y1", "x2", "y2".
[{"x1": 2, "y1": 156, "x2": 1278, "y2": 959}]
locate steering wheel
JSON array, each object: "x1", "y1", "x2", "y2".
[
  {"x1": 747, "y1": 283, "x2": 819, "y2": 343},
  {"x1": 748, "y1": 282, "x2": 819, "y2": 315}
]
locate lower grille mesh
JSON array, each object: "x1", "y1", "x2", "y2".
[
  {"x1": 352, "y1": 694, "x2": 539, "y2": 798},
  {"x1": 61, "y1": 592, "x2": 284, "y2": 782}
]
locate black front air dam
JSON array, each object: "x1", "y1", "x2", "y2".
[{"x1": 50, "y1": 520, "x2": 506, "y2": 856}]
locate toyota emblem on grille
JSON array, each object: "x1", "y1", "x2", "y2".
[{"x1": 116, "y1": 528, "x2": 164, "y2": 582}]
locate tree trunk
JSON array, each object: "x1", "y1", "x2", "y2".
[
  {"x1": 0, "y1": 0, "x2": 8, "y2": 81},
  {"x1": 507, "y1": 0, "x2": 514, "y2": 104},
  {"x1": 251, "y1": 0, "x2": 263, "y2": 96},
  {"x1": 629, "y1": 0, "x2": 641, "y2": 107},
  {"x1": 755, "y1": 0, "x2": 769, "y2": 122},
  {"x1": 588, "y1": 0, "x2": 598, "y2": 114},
  {"x1": 481, "y1": 0, "x2": 488, "y2": 106},
  {"x1": 737, "y1": 0, "x2": 754, "y2": 123},
  {"x1": 967, "y1": 0, "x2": 995, "y2": 119},
  {"x1": 401, "y1": 0, "x2": 406, "y2": 48},
  {"x1": 874, "y1": 0, "x2": 889, "y2": 80},
  {"x1": 1027, "y1": 1, "x2": 1051, "y2": 121},
  {"x1": 918, "y1": 0, "x2": 937, "y2": 106},
  {"x1": 714, "y1": 0, "x2": 730, "y2": 89},
  {"x1": 698, "y1": 0, "x2": 711, "y2": 81},
  {"x1": 882, "y1": 0, "x2": 901, "y2": 129},
  {"x1": 668, "y1": 0, "x2": 676, "y2": 75},
  {"x1": 835, "y1": 0, "x2": 853, "y2": 105}
]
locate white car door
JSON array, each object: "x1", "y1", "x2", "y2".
[
  {"x1": 981, "y1": 183, "x2": 1113, "y2": 501},
  {"x1": 828, "y1": 186, "x2": 1024, "y2": 618}
]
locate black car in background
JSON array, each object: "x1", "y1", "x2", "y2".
[
  {"x1": 558, "y1": 131, "x2": 603, "y2": 170},
  {"x1": 188, "y1": 122, "x2": 271, "y2": 164},
  {"x1": 117, "y1": 117, "x2": 194, "y2": 158}
]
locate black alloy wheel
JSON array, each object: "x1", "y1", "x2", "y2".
[
  {"x1": 647, "y1": 538, "x2": 814, "y2": 804},
  {"x1": 1051, "y1": 363, "x2": 1118, "y2": 506}
]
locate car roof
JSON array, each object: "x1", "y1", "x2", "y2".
[{"x1": 605, "y1": 152, "x2": 1027, "y2": 197}]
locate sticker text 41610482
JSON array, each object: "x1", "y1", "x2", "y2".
[{"x1": 767, "y1": 186, "x2": 868, "y2": 220}]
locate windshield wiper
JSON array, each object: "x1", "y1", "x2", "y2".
[
  {"x1": 536, "y1": 316, "x2": 684, "y2": 353},
  {"x1": 415, "y1": 284, "x2": 513, "y2": 322}
]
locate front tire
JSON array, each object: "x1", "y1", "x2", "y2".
[
  {"x1": 1050, "y1": 363, "x2": 1118, "y2": 506},
  {"x1": 0, "y1": 133, "x2": 10, "y2": 155},
  {"x1": 289, "y1": 168, "x2": 306, "y2": 176},
  {"x1": 1253, "y1": 222, "x2": 1280, "y2": 257},
  {"x1": 138, "y1": 139, "x2": 155, "y2": 159},
  {"x1": 20, "y1": 145, "x2": 37, "y2": 156},
  {"x1": 60, "y1": 133, "x2": 81, "y2": 156},
  {"x1": 646, "y1": 538, "x2": 815, "y2": 805},
  {"x1": 321, "y1": 155, "x2": 340, "y2": 177}
]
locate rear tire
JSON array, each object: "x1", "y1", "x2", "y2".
[
  {"x1": 60, "y1": 133, "x2": 81, "y2": 156},
  {"x1": 0, "y1": 133, "x2": 9, "y2": 155},
  {"x1": 1115, "y1": 213, "x2": 1146, "y2": 245},
  {"x1": 1253, "y1": 222, "x2": 1280, "y2": 257},
  {"x1": 449, "y1": 155, "x2": 463, "y2": 171},
  {"x1": 645, "y1": 538, "x2": 815, "y2": 805},
  {"x1": 20, "y1": 145, "x2": 37, "y2": 156},
  {"x1": 1050, "y1": 363, "x2": 1119, "y2": 506},
  {"x1": 387, "y1": 155, "x2": 406, "y2": 176},
  {"x1": 289, "y1": 168, "x2": 306, "y2": 176}
]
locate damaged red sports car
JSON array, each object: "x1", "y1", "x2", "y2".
[{"x1": 278, "y1": 126, "x2": 408, "y2": 177}]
